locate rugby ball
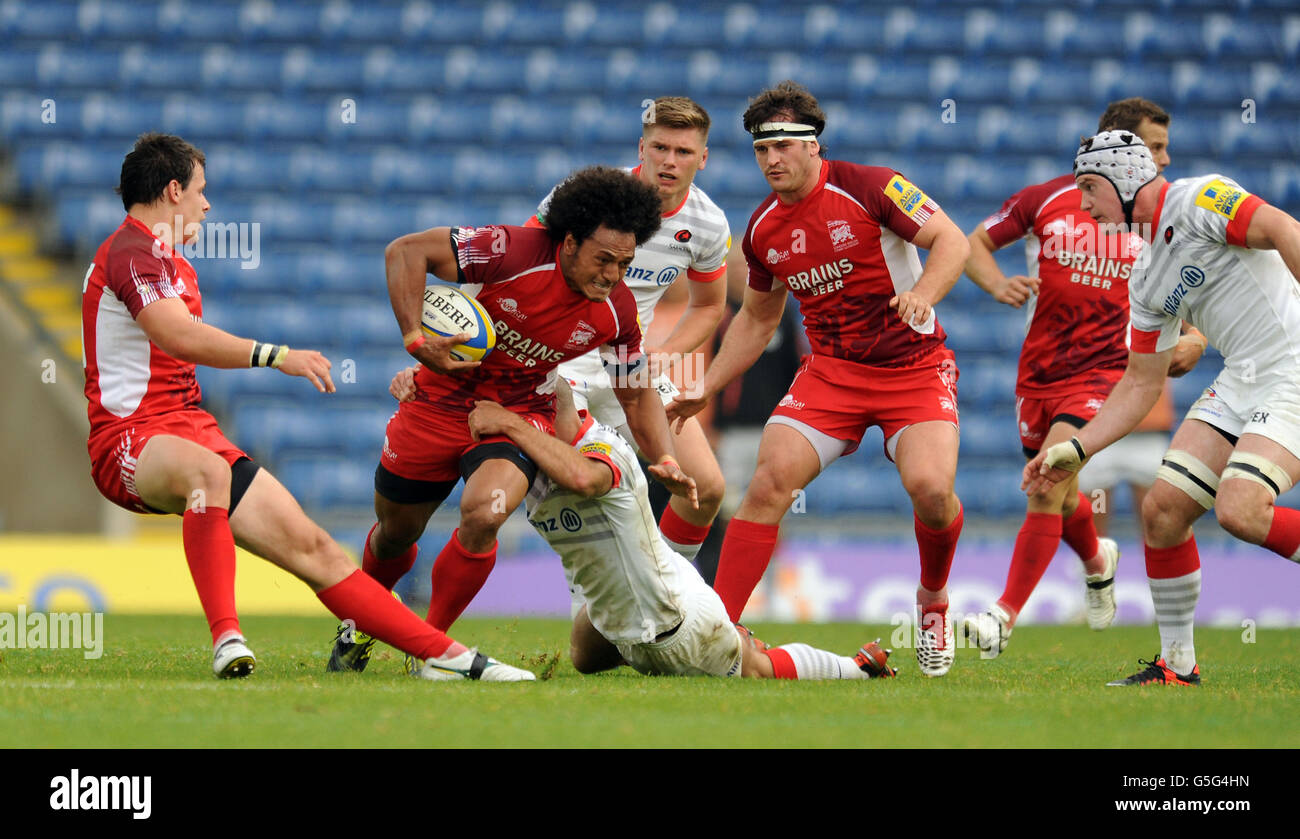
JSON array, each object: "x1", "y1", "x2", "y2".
[{"x1": 421, "y1": 285, "x2": 495, "y2": 362}]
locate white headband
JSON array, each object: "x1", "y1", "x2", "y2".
[{"x1": 751, "y1": 121, "x2": 819, "y2": 145}]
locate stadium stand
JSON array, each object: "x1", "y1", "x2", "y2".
[{"x1": 1, "y1": 0, "x2": 1295, "y2": 536}]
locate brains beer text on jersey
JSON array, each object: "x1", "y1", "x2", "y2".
[
  {"x1": 784, "y1": 257, "x2": 854, "y2": 294},
  {"x1": 492, "y1": 320, "x2": 564, "y2": 367}
]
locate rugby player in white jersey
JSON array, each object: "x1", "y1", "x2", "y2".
[
  {"x1": 1026, "y1": 130, "x2": 1300, "y2": 686},
  {"x1": 390, "y1": 368, "x2": 895, "y2": 680},
  {"x1": 528, "y1": 96, "x2": 730, "y2": 563}
]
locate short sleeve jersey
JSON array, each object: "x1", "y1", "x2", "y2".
[
  {"x1": 535, "y1": 166, "x2": 731, "y2": 332},
  {"x1": 743, "y1": 159, "x2": 948, "y2": 366},
  {"x1": 83, "y1": 216, "x2": 204, "y2": 436},
  {"x1": 524, "y1": 414, "x2": 688, "y2": 643},
  {"x1": 412, "y1": 225, "x2": 644, "y2": 417},
  {"x1": 983, "y1": 174, "x2": 1137, "y2": 396},
  {"x1": 1128, "y1": 175, "x2": 1300, "y2": 386}
]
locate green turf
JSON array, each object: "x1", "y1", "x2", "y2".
[{"x1": 2, "y1": 615, "x2": 1296, "y2": 747}]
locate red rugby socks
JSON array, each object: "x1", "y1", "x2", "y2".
[
  {"x1": 425, "y1": 529, "x2": 496, "y2": 632},
  {"x1": 362, "y1": 522, "x2": 418, "y2": 590},
  {"x1": 182, "y1": 507, "x2": 240, "y2": 645},
  {"x1": 916, "y1": 504, "x2": 963, "y2": 593},
  {"x1": 713, "y1": 518, "x2": 780, "y2": 622},
  {"x1": 997, "y1": 512, "x2": 1062, "y2": 620},
  {"x1": 318, "y1": 570, "x2": 457, "y2": 660}
]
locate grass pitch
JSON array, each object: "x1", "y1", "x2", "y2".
[{"x1": 2, "y1": 615, "x2": 1297, "y2": 748}]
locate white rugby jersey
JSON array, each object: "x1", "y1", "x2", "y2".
[
  {"x1": 524, "y1": 414, "x2": 689, "y2": 644},
  {"x1": 1128, "y1": 174, "x2": 1300, "y2": 386}
]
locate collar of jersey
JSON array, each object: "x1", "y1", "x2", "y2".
[
  {"x1": 123, "y1": 215, "x2": 177, "y2": 258},
  {"x1": 1150, "y1": 181, "x2": 1171, "y2": 241}
]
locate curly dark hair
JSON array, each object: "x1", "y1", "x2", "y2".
[
  {"x1": 742, "y1": 80, "x2": 827, "y2": 137},
  {"x1": 542, "y1": 165, "x2": 662, "y2": 247},
  {"x1": 116, "y1": 132, "x2": 205, "y2": 211}
]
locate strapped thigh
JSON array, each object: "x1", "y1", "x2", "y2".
[
  {"x1": 1155, "y1": 450, "x2": 1221, "y2": 510},
  {"x1": 1221, "y1": 452, "x2": 1294, "y2": 499}
]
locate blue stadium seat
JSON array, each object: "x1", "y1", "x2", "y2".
[
  {"x1": 1202, "y1": 14, "x2": 1282, "y2": 60},
  {"x1": 1169, "y1": 62, "x2": 1251, "y2": 110},
  {"x1": 0, "y1": 50, "x2": 41, "y2": 92},
  {"x1": 1123, "y1": 13, "x2": 1207, "y2": 59},
  {"x1": 849, "y1": 59, "x2": 932, "y2": 103},
  {"x1": 803, "y1": 7, "x2": 887, "y2": 53},
  {"x1": 1089, "y1": 59, "x2": 1173, "y2": 108},
  {"x1": 0, "y1": 0, "x2": 78, "y2": 38},
  {"x1": 1006, "y1": 60, "x2": 1090, "y2": 107},
  {"x1": 117, "y1": 47, "x2": 204, "y2": 91},
  {"x1": 725, "y1": 7, "x2": 806, "y2": 50},
  {"x1": 278, "y1": 48, "x2": 367, "y2": 92},
  {"x1": 196, "y1": 47, "x2": 284, "y2": 91},
  {"x1": 577, "y1": 7, "x2": 651, "y2": 46},
  {"x1": 1214, "y1": 115, "x2": 1297, "y2": 158},
  {"x1": 274, "y1": 454, "x2": 376, "y2": 513},
  {"x1": 234, "y1": 3, "x2": 322, "y2": 42},
  {"x1": 1042, "y1": 11, "x2": 1126, "y2": 57},
  {"x1": 241, "y1": 99, "x2": 322, "y2": 140},
  {"x1": 483, "y1": 6, "x2": 569, "y2": 45},
  {"x1": 954, "y1": 467, "x2": 1025, "y2": 516},
  {"x1": 958, "y1": 357, "x2": 1019, "y2": 408},
  {"x1": 685, "y1": 52, "x2": 766, "y2": 97},
  {"x1": 405, "y1": 98, "x2": 491, "y2": 143},
  {"x1": 891, "y1": 9, "x2": 966, "y2": 53},
  {"x1": 155, "y1": 1, "x2": 245, "y2": 42},
  {"x1": 34, "y1": 45, "x2": 120, "y2": 89},
  {"x1": 977, "y1": 12, "x2": 1046, "y2": 55},
  {"x1": 956, "y1": 414, "x2": 1023, "y2": 459},
  {"x1": 358, "y1": 50, "x2": 446, "y2": 93},
  {"x1": 519, "y1": 51, "x2": 608, "y2": 95},
  {"x1": 317, "y1": 2, "x2": 407, "y2": 44}
]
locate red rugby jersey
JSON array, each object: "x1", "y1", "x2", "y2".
[
  {"x1": 83, "y1": 216, "x2": 204, "y2": 438},
  {"x1": 983, "y1": 175, "x2": 1136, "y2": 396},
  {"x1": 412, "y1": 225, "x2": 644, "y2": 416},
  {"x1": 742, "y1": 159, "x2": 948, "y2": 366}
]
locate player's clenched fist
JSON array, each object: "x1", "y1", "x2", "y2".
[
  {"x1": 1022, "y1": 437, "x2": 1087, "y2": 496},
  {"x1": 278, "y1": 348, "x2": 336, "y2": 393},
  {"x1": 467, "y1": 400, "x2": 521, "y2": 441}
]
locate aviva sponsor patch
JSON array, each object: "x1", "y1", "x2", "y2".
[
  {"x1": 579, "y1": 441, "x2": 613, "y2": 457},
  {"x1": 1194, "y1": 179, "x2": 1249, "y2": 220},
  {"x1": 885, "y1": 175, "x2": 934, "y2": 223}
]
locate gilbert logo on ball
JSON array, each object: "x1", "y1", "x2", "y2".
[{"x1": 422, "y1": 285, "x2": 496, "y2": 362}]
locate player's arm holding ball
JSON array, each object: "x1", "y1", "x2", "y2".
[
  {"x1": 136, "y1": 297, "x2": 334, "y2": 392},
  {"x1": 384, "y1": 226, "x2": 480, "y2": 374}
]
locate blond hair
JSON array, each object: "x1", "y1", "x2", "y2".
[{"x1": 643, "y1": 96, "x2": 711, "y2": 138}]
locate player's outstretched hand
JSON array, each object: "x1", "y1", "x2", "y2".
[
  {"x1": 665, "y1": 390, "x2": 708, "y2": 434},
  {"x1": 389, "y1": 365, "x2": 420, "y2": 402},
  {"x1": 993, "y1": 274, "x2": 1040, "y2": 308},
  {"x1": 888, "y1": 290, "x2": 933, "y2": 329},
  {"x1": 412, "y1": 332, "x2": 481, "y2": 375},
  {"x1": 467, "y1": 400, "x2": 519, "y2": 442},
  {"x1": 1022, "y1": 438, "x2": 1086, "y2": 496},
  {"x1": 278, "y1": 349, "x2": 335, "y2": 393},
  {"x1": 648, "y1": 456, "x2": 699, "y2": 509}
]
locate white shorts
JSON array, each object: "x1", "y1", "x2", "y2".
[
  {"x1": 1078, "y1": 431, "x2": 1169, "y2": 490},
  {"x1": 560, "y1": 353, "x2": 678, "y2": 453},
  {"x1": 1184, "y1": 371, "x2": 1300, "y2": 460},
  {"x1": 614, "y1": 571, "x2": 743, "y2": 678}
]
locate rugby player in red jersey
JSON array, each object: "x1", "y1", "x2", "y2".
[
  {"x1": 668, "y1": 82, "x2": 971, "y2": 677},
  {"x1": 961, "y1": 99, "x2": 1205, "y2": 657},
  {"x1": 86, "y1": 133, "x2": 533, "y2": 681},
  {"x1": 329, "y1": 167, "x2": 696, "y2": 670},
  {"x1": 527, "y1": 97, "x2": 731, "y2": 564}
]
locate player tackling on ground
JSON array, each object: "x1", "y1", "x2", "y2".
[
  {"x1": 388, "y1": 369, "x2": 895, "y2": 680},
  {"x1": 1026, "y1": 131, "x2": 1300, "y2": 686},
  {"x1": 668, "y1": 81, "x2": 971, "y2": 676},
  {"x1": 84, "y1": 133, "x2": 533, "y2": 681},
  {"x1": 961, "y1": 98, "x2": 1205, "y2": 656},
  {"x1": 528, "y1": 97, "x2": 731, "y2": 563},
  {"x1": 329, "y1": 167, "x2": 696, "y2": 671}
]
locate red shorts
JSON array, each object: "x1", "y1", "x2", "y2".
[
  {"x1": 88, "y1": 409, "x2": 248, "y2": 514},
  {"x1": 1015, "y1": 389, "x2": 1112, "y2": 455},
  {"x1": 380, "y1": 401, "x2": 555, "y2": 483},
  {"x1": 770, "y1": 348, "x2": 960, "y2": 460}
]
